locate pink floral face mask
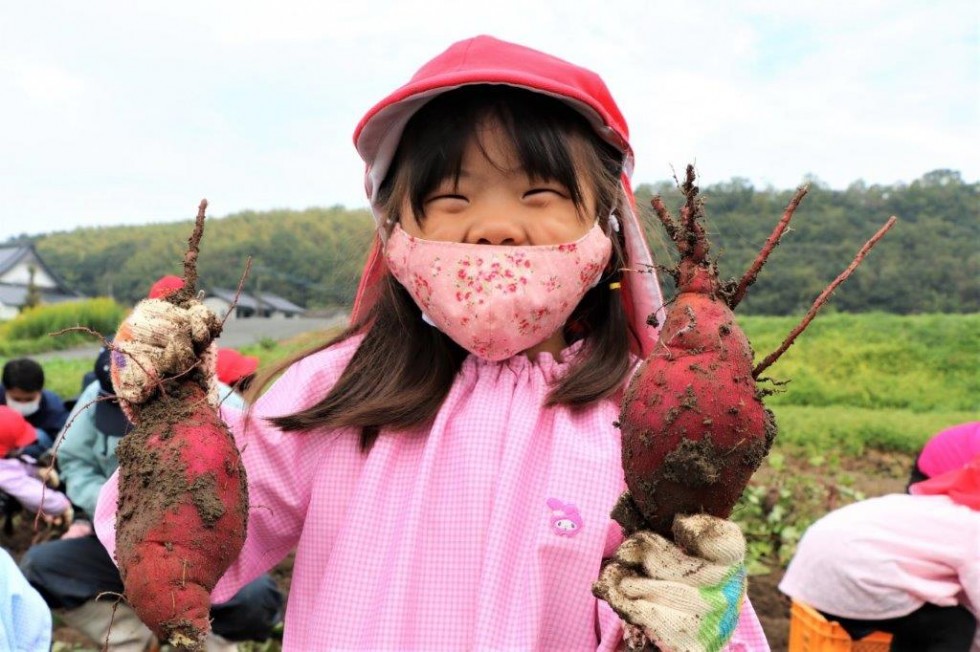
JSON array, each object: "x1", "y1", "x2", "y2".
[{"x1": 385, "y1": 223, "x2": 612, "y2": 361}]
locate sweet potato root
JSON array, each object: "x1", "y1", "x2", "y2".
[
  {"x1": 114, "y1": 201, "x2": 248, "y2": 650},
  {"x1": 617, "y1": 167, "x2": 895, "y2": 537}
]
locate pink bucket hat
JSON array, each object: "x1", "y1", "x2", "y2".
[
  {"x1": 911, "y1": 453, "x2": 980, "y2": 510},
  {"x1": 916, "y1": 421, "x2": 980, "y2": 479},
  {"x1": 351, "y1": 35, "x2": 664, "y2": 356}
]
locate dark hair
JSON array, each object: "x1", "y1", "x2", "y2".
[
  {"x1": 236, "y1": 374, "x2": 256, "y2": 395},
  {"x1": 2, "y1": 358, "x2": 44, "y2": 392},
  {"x1": 906, "y1": 453, "x2": 930, "y2": 493},
  {"x1": 267, "y1": 85, "x2": 639, "y2": 449}
]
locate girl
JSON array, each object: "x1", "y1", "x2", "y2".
[{"x1": 97, "y1": 35, "x2": 769, "y2": 650}]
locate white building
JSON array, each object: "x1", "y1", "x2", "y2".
[
  {"x1": 203, "y1": 287, "x2": 305, "y2": 320},
  {"x1": 0, "y1": 246, "x2": 82, "y2": 320}
]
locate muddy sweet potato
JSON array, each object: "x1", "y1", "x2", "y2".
[
  {"x1": 617, "y1": 166, "x2": 894, "y2": 537},
  {"x1": 113, "y1": 201, "x2": 248, "y2": 650}
]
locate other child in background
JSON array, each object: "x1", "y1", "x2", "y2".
[
  {"x1": 0, "y1": 405, "x2": 71, "y2": 526},
  {"x1": 781, "y1": 435, "x2": 979, "y2": 651},
  {"x1": 0, "y1": 358, "x2": 69, "y2": 459},
  {"x1": 216, "y1": 348, "x2": 260, "y2": 402}
]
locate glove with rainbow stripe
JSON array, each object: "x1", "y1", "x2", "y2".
[{"x1": 593, "y1": 514, "x2": 747, "y2": 652}]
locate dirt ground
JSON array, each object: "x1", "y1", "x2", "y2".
[{"x1": 3, "y1": 449, "x2": 912, "y2": 652}]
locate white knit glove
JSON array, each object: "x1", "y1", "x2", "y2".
[
  {"x1": 593, "y1": 514, "x2": 747, "y2": 652},
  {"x1": 110, "y1": 298, "x2": 221, "y2": 411}
]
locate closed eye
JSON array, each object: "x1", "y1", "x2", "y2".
[
  {"x1": 425, "y1": 194, "x2": 468, "y2": 204},
  {"x1": 524, "y1": 187, "x2": 568, "y2": 199}
]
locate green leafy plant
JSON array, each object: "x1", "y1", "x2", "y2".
[{"x1": 732, "y1": 457, "x2": 867, "y2": 575}]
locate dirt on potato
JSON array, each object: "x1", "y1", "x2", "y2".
[{"x1": 114, "y1": 383, "x2": 247, "y2": 555}]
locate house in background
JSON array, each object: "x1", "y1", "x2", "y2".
[
  {"x1": 0, "y1": 245, "x2": 83, "y2": 320},
  {"x1": 203, "y1": 287, "x2": 306, "y2": 320}
]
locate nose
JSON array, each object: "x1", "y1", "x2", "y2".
[{"x1": 465, "y1": 211, "x2": 527, "y2": 246}]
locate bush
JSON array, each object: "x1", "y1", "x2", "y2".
[{"x1": 0, "y1": 298, "x2": 126, "y2": 355}]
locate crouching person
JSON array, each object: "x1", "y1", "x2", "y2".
[
  {"x1": 20, "y1": 345, "x2": 284, "y2": 652},
  {"x1": 0, "y1": 404, "x2": 72, "y2": 533}
]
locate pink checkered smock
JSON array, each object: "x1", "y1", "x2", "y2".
[{"x1": 96, "y1": 334, "x2": 769, "y2": 650}]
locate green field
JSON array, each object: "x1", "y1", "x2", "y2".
[{"x1": 740, "y1": 312, "x2": 977, "y2": 455}]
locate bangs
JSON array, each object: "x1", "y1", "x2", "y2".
[{"x1": 381, "y1": 85, "x2": 619, "y2": 224}]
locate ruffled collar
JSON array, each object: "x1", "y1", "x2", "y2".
[{"x1": 463, "y1": 339, "x2": 589, "y2": 382}]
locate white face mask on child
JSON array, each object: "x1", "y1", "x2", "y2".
[
  {"x1": 7, "y1": 397, "x2": 41, "y2": 417},
  {"x1": 385, "y1": 222, "x2": 612, "y2": 361}
]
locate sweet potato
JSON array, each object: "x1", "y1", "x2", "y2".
[
  {"x1": 113, "y1": 201, "x2": 248, "y2": 650},
  {"x1": 617, "y1": 166, "x2": 895, "y2": 537}
]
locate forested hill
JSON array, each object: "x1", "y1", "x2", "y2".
[
  {"x1": 10, "y1": 169, "x2": 978, "y2": 314},
  {"x1": 636, "y1": 168, "x2": 976, "y2": 314}
]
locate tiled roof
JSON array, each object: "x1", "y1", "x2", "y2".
[
  {"x1": 206, "y1": 288, "x2": 304, "y2": 313},
  {"x1": 0, "y1": 247, "x2": 29, "y2": 275}
]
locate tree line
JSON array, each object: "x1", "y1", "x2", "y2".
[{"x1": 7, "y1": 169, "x2": 976, "y2": 314}]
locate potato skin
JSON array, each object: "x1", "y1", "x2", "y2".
[
  {"x1": 115, "y1": 382, "x2": 248, "y2": 649},
  {"x1": 620, "y1": 265, "x2": 775, "y2": 537}
]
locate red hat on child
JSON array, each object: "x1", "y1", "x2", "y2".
[
  {"x1": 352, "y1": 35, "x2": 664, "y2": 356},
  {"x1": 216, "y1": 348, "x2": 259, "y2": 386},
  {"x1": 148, "y1": 275, "x2": 185, "y2": 299},
  {"x1": 0, "y1": 405, "x2": 38, "y2": 456}
]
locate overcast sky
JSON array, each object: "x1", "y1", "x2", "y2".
[{"x1": 1, "y1": 1, "x2": 976, "y2": 242}]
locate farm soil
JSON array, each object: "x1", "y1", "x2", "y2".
[{"x1": 3, "y1": 449, "x2": 912, "y2": 651}]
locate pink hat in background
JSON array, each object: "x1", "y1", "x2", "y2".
[
  {"x1": 0, "y1": 405, "x2": 38, "y2": 456},
  {"x1": 216, "y1": 348, "x2": 259, "y2": 386},
  {"x1": 916, "y1": 421, "x2": 980, "y2": 479},
  {"x1": 148, "y1": 275, "x2": 185, "y2": 299}
]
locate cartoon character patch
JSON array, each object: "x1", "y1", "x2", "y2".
[{"x1": 547, "y1": 498, "x2": 583, "y2": 537}]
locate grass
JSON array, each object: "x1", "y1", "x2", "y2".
[
  {"x1": 768, "y1": 405, "x2": 975, "y2": 456},
  {"x1": 741, "y1": 312, "x2": 978, "y2": 412}
]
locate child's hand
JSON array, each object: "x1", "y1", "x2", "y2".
[
  {"x1": 38, "y1": 465, "x2": 60, "y2": 488},
  {"x1": 112, "y1": 298, "x2": 221, "y2": 407},
  {"x1": 593, "y1": 514, "x2": 746, "y2": 652},
  {"x1": 41, "y1": 504, "x2": 74, "y2": 528}
]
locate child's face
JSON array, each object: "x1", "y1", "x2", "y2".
[{"x1": 398, "y1": 120, "x2": 596, "y2": 246}]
